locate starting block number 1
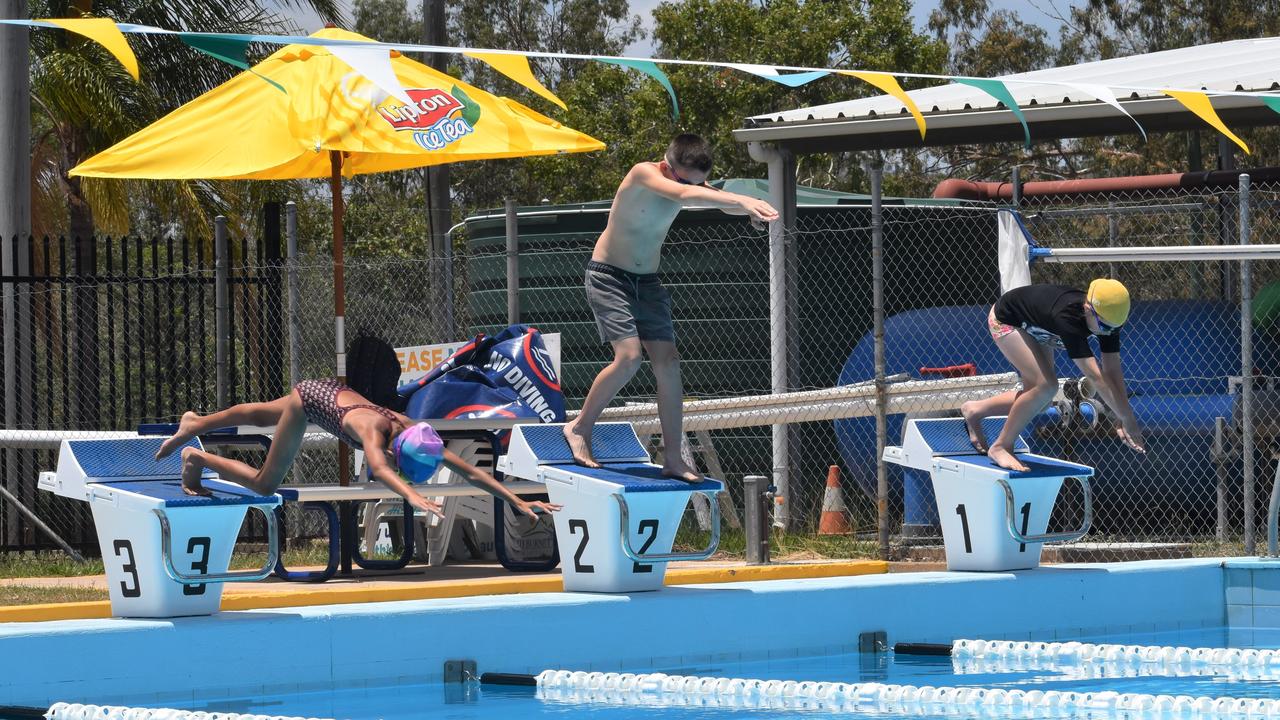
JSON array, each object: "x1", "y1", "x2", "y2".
[
  {"x1": 566, "y1": 518, "x2": 660, "y2": 575},
  {"x1": 111, "y1": 536, "x2": 212, "y2": 600},
  {"x1": 955, "y1": 502, "x2": 1033, "y2": 554}
]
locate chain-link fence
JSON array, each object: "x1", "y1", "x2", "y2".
[{"x1": 2, "y1": 174, "x2": 1277, "y2": 564}]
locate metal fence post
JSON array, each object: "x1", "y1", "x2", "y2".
[
  {"x1": 286, "y1": 202, "x2": 300, "y2": 387},
  {"x1": 744, "y1": 475, "x2": 771, "y2": 565},
  {"x1": 1240, "y1": 174, "x2": 1255, "y2": 554},
  {"x1": 866, "y1": 155, "x2": 888, "y2": 561},
  {"x1": 215, "y1": 216, "x2": 230, "y2": 408},
  {"x1": 506, "y1": 198, "x2": 519, "y2": 326}
]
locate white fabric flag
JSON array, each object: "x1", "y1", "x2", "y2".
[
  {"x1": 328, "y1": 45, "x2": 413, "y2": 105},
  {"x1": 1063, "y1": 82, "x2": 1147, "y2": 140},
  {"x1": 998, "y1": 209, "x2": 1032, "y2": 294}
]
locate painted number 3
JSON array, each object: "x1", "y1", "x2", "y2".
[
  {"x1": 184, "y1": 536, "x2": 212, "y2": 596},
  {"x1": 113, "y1": 539, "x2": 141, "y2": 598}
]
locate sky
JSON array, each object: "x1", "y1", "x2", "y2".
[{"x1": 273, "y1": 0, "x2": 1076, "y2": 56}]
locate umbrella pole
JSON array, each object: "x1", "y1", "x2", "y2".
[
  {"x1": 331, "y1": 150, "x2": 349, "y2": 485},
  {"x1": 331, "y1": 150, "x2": 356, "y2": 576}
]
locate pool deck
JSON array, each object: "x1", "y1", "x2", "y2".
[
  {"x1": 0, "y1": 557, "x2": 1246, "y2": 709},
  {"x1": 0, "y1": 558, "x2": 888, "y2": 622}
]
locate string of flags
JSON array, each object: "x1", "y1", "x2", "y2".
[{"x1": 4, "y1": 16, "x2": 1279, "y2": 154}]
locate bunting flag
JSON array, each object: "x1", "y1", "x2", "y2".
[
  {"x1": 328, "y1": 44, "x2": 412, "y2": 104},
  {"x1": 178, "y1": 34, "x2": 286, "y2": 93},
  {"x1": 839, "y1": 70, "x2": 925, "y2": 139},
  {"x1": 465, "y1": 51, "x2": 566, "y2": 110},
  {"x1": 955, "y1": 78, "x2": 1031, "y2": 148},
  {"x1": 1064, "y1": 82, "x2": 1146, "y2": 141},
  {"x1": 599, "y1": 58, "x2": 679, "y2": 120},
  {"x1": 42, "y1": 18, "x2": 139, "y2": 81},
  {"x1": 10, "y1": 16, "x2": 1280, "y2": 155},
  {"x1": 726, "y1": 63, "x2": 830, "y2": 87},
  {"x1": 1163, "y1": 89, "x2": 1250, "y2": 154}
]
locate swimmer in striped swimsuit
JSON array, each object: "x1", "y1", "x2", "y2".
[{"x1": 154, "y1": 378, "x2": 560, "y2": 519}]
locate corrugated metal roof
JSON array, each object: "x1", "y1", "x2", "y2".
[{"x1": 736, "y1": 36, "x2": 1280, "y2": 152}]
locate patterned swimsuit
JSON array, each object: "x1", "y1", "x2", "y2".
[{"x1": 294, "y1": 378, "x2": 402, "y2": 450}]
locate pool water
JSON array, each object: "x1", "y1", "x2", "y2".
[{"x1": 131, "y1": 626, "x2": 1280, "y2": 719}]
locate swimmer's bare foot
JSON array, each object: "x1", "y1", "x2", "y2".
[
  {"x1": 156, "y1": 411, "x2": 200, "y2": 460},
  {"x1": 988, "y1": 445, "x2": 1029, "y2": 473},
  {"x1": 960, "y1": 401, "x2": 989, "y2": 453},
  {"x1": 180, "y1": 447, "x2": 212, "y2": 497},
  {"x1": 662, "y1": 458, "x2": 702, "y2": 483},
  {"x1": 563, "y1": 420, "x2": 601, "y2": 469}
]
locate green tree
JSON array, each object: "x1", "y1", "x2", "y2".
[
  {"x1": 29, "y1": 0, "x2": 344, "y2": 240},
  {"x1": 445, "y1": 0, "x2": 643, "y2": 214}
]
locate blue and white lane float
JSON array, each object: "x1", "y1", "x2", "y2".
[
  {"x1": 534, "y1": 669, "x2": 1280, "y2": 718},
  {"x1": 953, "y1": 638, "x2": 1280, "y2": 676},
  {"x1": 43, "y1": 704, "x2": 331, "y2": 720}
]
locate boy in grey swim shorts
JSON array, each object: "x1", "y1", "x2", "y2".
[{"x1": 563, "y1": 133, "x2": 779, "y2": 481}]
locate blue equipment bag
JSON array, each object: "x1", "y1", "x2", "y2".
[{"x1": 398, "y1": 324, "x2": 563, "y2": 571}]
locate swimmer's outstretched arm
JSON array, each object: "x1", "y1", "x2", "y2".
[
  {"x1": 440, "y1": 448, "x2": 562, "y2": 520},
  {"x1": 1074, "y1": 353, "x2": 1145, "y2": 453},
  {"x1": 361, "y1": 430, "x2": 446, "y2": 519},
  {"x1": 630, "y1": 162, "x2": 779, "y2": 222}
]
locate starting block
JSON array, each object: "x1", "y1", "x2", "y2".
[
  {"x1": 883, "y1": 417, "x2": 1093, "y2": 571},
  {"x1": 38, "y1": 436, "x2": 281, "y2": 617},
  {"x1": 498, "y1": 422, "x2": 723, "y2": 592}
]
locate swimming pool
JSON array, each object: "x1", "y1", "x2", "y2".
[{"x1": 2, "y1": 558, "x2": 1277, "y2": 718}]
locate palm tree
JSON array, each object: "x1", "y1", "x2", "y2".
[
  {"x1": 30, "y1": 0, "x2": 344, "y2": 239},
  {"x1": 28, "y1": 0, "x2": 342, "y2": 426}
]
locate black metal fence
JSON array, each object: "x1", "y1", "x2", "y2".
[{"x1": 0, "y1": 230, "x2": 283, "y2": 553}]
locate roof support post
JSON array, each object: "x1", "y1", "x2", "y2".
[{"x1": 749, "y1": 141, "x2": 797, "y2": 530}]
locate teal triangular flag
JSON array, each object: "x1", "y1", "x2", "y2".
[
  {"x1": 957, "y1": 78, "x2": 1030, "y2": 148},
  {"x1": 180, "y1": 33, "x2": 286, "y2": 94},
  {"x1": 601, "y1": 58, "x2": 679, "y2": 121}
]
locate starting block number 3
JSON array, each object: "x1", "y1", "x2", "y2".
[
  {"x1": 567, "y1": 518, "x2": 660, "y2": 575},
  {"x1": 111, "y1": 536, "x2": 213, "y2": 599}
]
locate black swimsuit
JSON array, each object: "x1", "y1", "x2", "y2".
[{"x1": 294, "y1": 378, "x2": 402, "y2": 449}]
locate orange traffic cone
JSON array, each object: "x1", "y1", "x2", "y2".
[{"x1": 818, "y1": 465, "x2": 853, "y2": 535}]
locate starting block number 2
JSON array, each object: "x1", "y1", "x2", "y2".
[
  {"x1": 111, "y1": 536, "x2": 213, "y2": 599},
  {"x1": 566, "y1": 518, "x2": 660, "y2": 574}
]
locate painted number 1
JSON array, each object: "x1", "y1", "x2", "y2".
[
  {"x1": 955, "y1": 504, "x2": 972, "y2": 553},
  {"x1": 1018, "y1": 502, "x2": 1031, "y2": 553}
]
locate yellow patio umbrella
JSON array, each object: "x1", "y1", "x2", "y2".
[
  {"x1": 74, "y1": 28, "x2": 602, "y2": 364},
  {"x1": 72, "y1": 26, "x2": 603, "y2": 491}
]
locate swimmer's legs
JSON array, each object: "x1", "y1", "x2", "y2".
[{"x1": 157, "y1": 391, "x2": 298, "y2": 460}]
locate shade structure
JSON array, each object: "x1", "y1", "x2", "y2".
[
  {"x1": 71, "y1": 27, "x2": 604, "y2": 494},
  {"x1": 72, "y1": 28, "x2": 605, "y2": 179}
]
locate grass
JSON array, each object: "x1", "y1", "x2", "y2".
[
  {"x1": 675, "y1": 526, "x2": 882, "y2": 561},
  {"x1": 0, "y1": 584, "x2": 108, "y2": 605}
]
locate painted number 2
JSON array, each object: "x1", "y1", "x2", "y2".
[
  {"x1": 183, "y1": 536, "x2": 212, "y2": 596},
  {"x1": 113, "y1": 539, "x2": 141, "y2": 598},
  {"x1": 568, "y1": 519, "x2": 594, "y2": 573},
  {"x1": 631, "y1": 520, "x2": 659, "y2": 573}
]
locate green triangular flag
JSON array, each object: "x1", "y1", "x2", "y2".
[
  {"x1": 180, "y1": 33, "x2": 286, "y2": 94},
  {"x1": 957, "y1": 78, "x2": 1030, "y2": 148},
  {"x1": 600, "y1": 58, "x2": 679, "y2": 121}
]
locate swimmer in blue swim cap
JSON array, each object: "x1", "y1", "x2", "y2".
[{"x1": 155, "y1": 378, "x2": 561, "y2": 519}]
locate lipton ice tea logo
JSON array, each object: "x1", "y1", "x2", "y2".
[{"x1": 378, "y1": 86, "x2": 482, "y2": 151}]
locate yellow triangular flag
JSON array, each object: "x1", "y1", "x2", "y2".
[
  {"x1": 465, "y1": 51, "x2": 566, "y2": 110},
  {"x1": 43, "y1": 18, "x2": 139, "y2": 81},
  {"x1": 1163, "y1": 89, "x2": 1250, "y2": 154},
  {"x1": 839, "y1": 70, "x2": 925, "y2": 140}
]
